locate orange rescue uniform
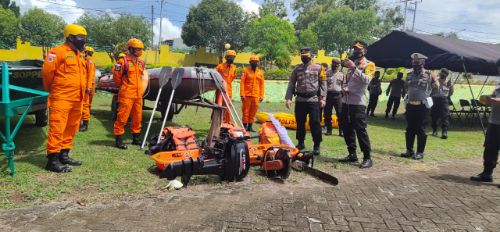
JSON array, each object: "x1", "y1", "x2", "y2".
[
  {"x1": 82, "y1": 56, "x2": 96, "y2": 121},
  {"x1": 112, "y1": 54, "x2": 145, "y2": 135},
  {"x1": 216, "y1": 62, "x2": 237, "y2": 123},
  {"x1": 240, "y1": 67, "x2": 265, "y2": 124},
  {"x1": 42, "y1": 43, "x2": 89, "y2": 154}
]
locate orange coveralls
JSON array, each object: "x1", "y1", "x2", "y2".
[
  {"x1": 216, "y1": 62, "x2": 237, "y2": 123},
  {"x1": 240, "y1": 67, "x2": 264, "y2": 124},
  {"x1": 42, "y1": 43, "x2": 89, "y2": 154},
  {"x1": 112, "y1": 55, "x2": 145, "y2": 136},
  {"x1": 82, "y1": 56, "x2": 96, "y2": 121}
]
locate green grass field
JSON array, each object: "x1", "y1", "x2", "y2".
[{"x1": 0, "y1": 83, "x2": 488, "y2": 209}]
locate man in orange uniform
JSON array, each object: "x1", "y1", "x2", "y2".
[
  {"x1": 80, "y1": 46, "x2": 96, "y2": 132},
  {"x1": 42, "y1": 24, "x2": 89, "y2": 173},
  {"x1": 113, "y1": 38, "x2": 147, "y2": 149},
  {"x1": 216, "y1": 50, "x2": 237, "y2": 123},
  {"x1": 240, "y1": 55, "x2": 264, "y2": 132}
]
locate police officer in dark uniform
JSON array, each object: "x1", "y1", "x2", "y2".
[
  {"x1": 286, "y1": 48, "x2": 327, "y2": 155},
  {"x1": 385, "y1": 72, "x2": 406, "y2": 119},
  {"x1": 401, "y1": 53, "x2": 438, "y2": 160},
  {"x1": 338, "y1": 41, "x2": 376, "y2": 169},
  {"x1": 431, "y1": 68, "x2": 454, "y2": 139},
  {"x1": 324, "y1": 58, "x2": 344, "y2": 136},
  {"x1": 366, "y1": 71, "x2": 382, "y2": 117}
]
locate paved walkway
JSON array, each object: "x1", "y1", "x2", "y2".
[{"x1": 1, "y1": 158, "x2": 499, "y2": 232}]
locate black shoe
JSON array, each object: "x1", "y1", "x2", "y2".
[
  {"x1": 79, "y1": 120, "x2": 89, "y2": 132},
  {"x1": 360, "y1": 159, "x2": 373, "y2": 169},
  {"x1": 441, "y1": 130, "x2": 448, "y2": 139},
  {"x1": 243, "y1": 123, "x2": 248, "y2": 131},
  {"x1": 313, "y1": 144, "x2": 320, "y2": 156},
  {"x1": 248, "y1": 123, "x2": 255, "y2": 132},
  {"x1": 370, "y1": 113, "x2": 376, "y2": 117},
  {"x1": 59, "y1": 149, "x2": 82, "y2": 166},
  {"x1": 325, "y1": 130, "x2": 332, "y2": 136},
  {"x1": 432, "y1": 130, "x2": 438, "y2": 136},
  {"x1": 115, "y1": 135, "x2": 128, "y2": 149},
  {"x1": 470, "y1": 173, "x2": 493, "y2": 182},
  {"x1": 46, "y1": 154, "x2": 72, "y2": 173},
  {"x1": 385, "y1": 113, "x2": 389, "y2": 119},
  {"x1": 391, "y1": 114, "x2": 396, "y2": 119},
  {"x1": 338, "y1": 130, "x2": 343, "y2": 137},
  {"x1": 296, "y1": 142, "x2": 305, "y2": 150},
  {"x1": 413, "y1": 152, "x2": 424, "y2": 160},
  {"x1": 401, "y1": 150, "x2": 414, "y2": 158},
  {"x1": 131, "y1": 133, "x2": 141, "y2": 145},
  {"x1": 339, "y1": 153, "x2": 358, "y2": 162}
]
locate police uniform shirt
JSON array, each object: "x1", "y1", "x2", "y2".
[
  {"x1": 342, "y1": 57, "x2": 375, "y2": 106},
  {"x1": 285, "y1": 63, "x2": 327, "y2": 103},
  {"x1": 490, "y1": 83, "x2": 500, "y2": 125},
  {"x1": 368, "y1": 78, "x2": 382, "y2": 95},
  {"x1": 431, "y1": 78, "x2": 452, "y2": 97},
  {"x1": 406, "y1": 70, "x2": 436, "y2": 101},
  {"x1": 326, "y1": 69, "x2": 343, "y2": 93},
  {"x1": 389, "y1": 79, "x2": 406, "y2": 97}
]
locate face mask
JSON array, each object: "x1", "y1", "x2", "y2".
[
  {"x1": 331, "y1": 64, "x2": 339, "y2": 71},
  {"x1": 301, "y1": 56, "x2": 311, "y2": 65},
  {"x1": 133, "y1": 50, "x2": 143, "y2": 57},
  {"x1": 250, "y1": 63, "x2": 258, "y2": 69},
  {"x1": 226, "y1": 57, "x2": 234, "y2": 64},
  {"x1": 70, "y1": 37, "x2": 86, "y2": 51},
  {"x1": 86, "y1": 52, "x2": 93, "y2": 57},
  {"x1": 413, "y1": 65, "x2": 423, "y2": 74},
  {"x1": 440, "y1": 74, "x2": 447, "y2": 79}
]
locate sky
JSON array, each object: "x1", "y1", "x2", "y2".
[{"x1": 12, "y1": 0, "x2": 500, "y2": 44}]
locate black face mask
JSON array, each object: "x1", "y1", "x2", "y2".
[
  {"x1": 331, "y1": 64, "x2": 339, "y2": 71},
  {"x1": 226, "y1": 57, "x2": 234, "y2": 64},
  {"x1": 301, "y1": 57, "x2": 311, "y2": 65},
  {"x1": 440, "y1": 74, "x2": 447, "y2": 79},
  {"x1": 413, "y1": 65, "x2": 423, "y2": 74},
  {"x1": 250, "y1": 63, "x2": 258, "y2": 69},
  {"x1": 69, "y1": 37, "x2": 86, "y2": 51},
  {"x1": 352, "y1": 51, "x2": 363, "y2": 59}
]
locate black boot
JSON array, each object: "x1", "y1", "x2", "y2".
[
  {"x1": 432, "y1": 129, "x2": 438, "y2": 137},
  {"x1": 79, "y1": 120, "x2": 89, "y2": 132},
  {"x1": 360, "y1": 158, "x2": 373, "y2": 168},
  {"x1": 338, "y1": 129, "x2": 343, "y2": 137},
  {"x1": 441, "y1": 129, "x2": 448, "y2": 139},
  {"x1": 313, "y1": 143, "x2": 320, "y2": 156},
  {"x1": 296, "y1": 141, "x2": 305, "y2": 150},
  {"x1": 470, "y1": 163, "x2": 495, "y2": 182},
  {"x1": 243, "y1": 123, "x2": 248, "y2": 131},
  {"x1": 131, "y1": 133, "x2": 141, "y2": 145},
  {"x1": 115, "y1": 135, "x2": 128, "y2": 149},
  {"x1": 414, "y1": 134, "x2": 427, "y2": 160},
  {"x1": 401, "y1": 132, "x2": 415, "y2": 158},
  {"x1": 59, "y1": 149, "x2": 82, "y2": 166},
  {"x1": 339, "y1": 152, "x2": 358, "y2": 162},
  {"x1": 46, "y1": 153, "x2": 72, "y2": 173},
  {"x1": 248, "y1": 123, "x2": 255, "y2": 132},
  {"x1": 325, "y1": 127, "x2": 332, "y2": 136},
  {"x1": 385, "y1": 112, "x2": 389, "y2": 119}
]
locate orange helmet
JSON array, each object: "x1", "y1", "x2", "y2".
[
  {"x1": 225, "y1": 50, "x2": 236, "y2": 57},
  {"x1": 249, "y1": 55, "x2": 260, "y2": 62},
  {"x1": 127, "y1": 38, "x2": 144, "y2": 49}
]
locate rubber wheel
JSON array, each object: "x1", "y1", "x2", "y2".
[
  {"x1": 34, "y1": 109, "x2": 48, "y2": 127},
  {"x1": 224, "y1": 140, "x2": 250, "y2": 182},
  {"x1": 111, "y1": 95, "x2": 118, "y2": 122}
]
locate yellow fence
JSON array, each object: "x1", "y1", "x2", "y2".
[{"x1": 0, "y1": 39, "x2": 335, "y2": 67}]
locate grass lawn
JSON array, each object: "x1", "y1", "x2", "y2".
[{"x1": 0, "y1": 88, "x2": 487, "y2": 209}]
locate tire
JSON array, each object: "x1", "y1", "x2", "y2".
[
  {"x1": 111, "y1": 95, "x2": 118, "y2": 122},
  {"x1": 224, "y1": 140, "x2": 250, "y2": 182},
  {"x1": 34, "y1": 109, "x2": 48, "y2": 127}
]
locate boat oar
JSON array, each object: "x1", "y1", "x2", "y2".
[
  {"x1": 141, "y1": 67, "x2": 170, "y2": 149},
  {"x1": 157, "y1": 68, "x2": 184, "y2": 144}
]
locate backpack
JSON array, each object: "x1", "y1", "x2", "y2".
[{"x1": 259, "y1": 122, "x2": 281, "y2": 145}]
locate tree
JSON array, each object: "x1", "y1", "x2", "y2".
[
  {"x1": 312, "y1": 6, "x2": 377, "y2": 53},
  {"x1": 259, "y1": 0, "x2": 288, "y2": 19},
  {"x1": 181, "y1": 0, "x2": 249, "y2": 59},
  {"x1": 1, "y1": 0, "x2": 19, "y2": 17},
  {"x1": 298, "y1": 28, "x2": 318, "y2": 52},
  {"x1": 373, "y1": 5, "x2": 404, "y2": 38},
  {"x1": 291, "y1": 0, "x2": 337, "y2": 32},
  {"x1": 77, "y1": 13, "x2": 152, "y2": 62},
  {"x1": 0, "y1": 7, "x2": 18, "y2": 49},
  {"x1": 20, "y1": 8, "x2": 65, "y2": 56},
  {"x1": 247, "y1": 15, "x2": 297, "y2": 68}
]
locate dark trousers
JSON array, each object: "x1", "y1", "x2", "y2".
[
  {"x1": 386, "y1": 96, "x2": 401, "y2": 116},
  {"x1": 295, "y1": 102, "x2": 322, "y2": 144},
  {"x1": 366, "y1": 94, "x2": 379, "y2": 115},
  {"x1": 324, "y1": 92, "x2": 342, "y2": 132},
  {"x1": 483, "y1": 124, "x2": 500, "y2": 175},
  {"x1": 431, "y1": 97, "x2": 450, "y2": 132},
  {"x1": 406, "y1": 104, "x2": 429, "y2": 153},
  {"x1": 340, "y1": 104, "x2": 371, "y2": 158}
]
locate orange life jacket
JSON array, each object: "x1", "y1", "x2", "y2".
[
  {"x1": 161, "y1": 126, "x2": 198, "y2": 151},
  {"x1": 259, "y1": 122, "x2": 281, "y2": 145}
]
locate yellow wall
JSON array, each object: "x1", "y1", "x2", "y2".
[{"x1": 0, "y1": 39, "x2": 335, "y2": 68}]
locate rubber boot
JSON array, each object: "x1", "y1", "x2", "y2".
[
  {"x1": 296, "y1": 141, "x2": 305, "y2": 150},
  {"x1": 401, "y1": 132, "x2": 415, "y2": 158},
  {"x1": 441, "y1": 129, "x2": 448, "y2": 139},
  {"x1": 46, "y1": 153, "x2": 72, "y2": 173},
  {"x1": 313, "y1": 143, "x2": 320, "y2": 156},
  {"x1": 131, "y1": 133, "x2": 141, "y2": 145},
  {"x1": 115, "y1": 135, "x2": 128, "y2": 150},
  {"x1": 59, "y1": 149, "x2": 82, "y2": 166},
  {"x1": 470, "y1": 163, "x2": 495, "y2": 182},
  {"x1": 248, "y1": 123, "x2": 255, "y2": 132},
  {"x1": 79, "y1": 120, "x2": 89, "y2": 132},
  {"x1": 414, "y1": 134, "x2": 427, "y2": 160}
]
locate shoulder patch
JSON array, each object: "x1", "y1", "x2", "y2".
[
  {"x1": 115, "y1": 63, "x2": 121, "y2": 71},
  {"x1": 47, "y1": 53, "x2": 56, "y2": 63}
]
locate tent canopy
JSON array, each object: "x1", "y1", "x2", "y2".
[{"x1": 366, "y1": 30, "x2": 500, "y2": 76}]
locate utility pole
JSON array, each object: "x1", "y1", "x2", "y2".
[
  {"x1": 158, "y1": 0, "x2": 165, "y2": 65},
  {"x1": 411, "y1": 0, "x2": 422, "y2": 32},
  {"x1": 400, "y1": 0, "x2": 411, "y2": 31},
  {"x1": 151, "y1": 5, "x2": 155, "y2": 64}
]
